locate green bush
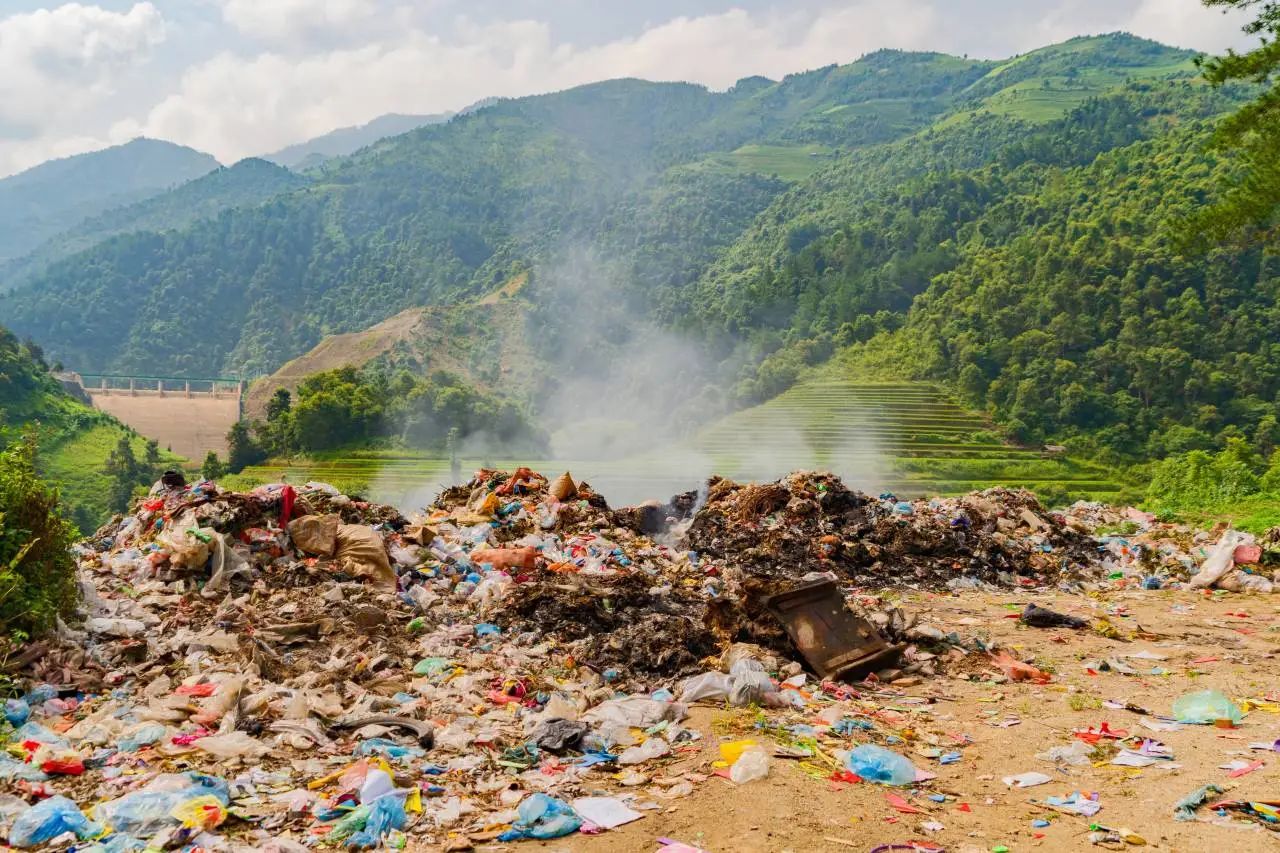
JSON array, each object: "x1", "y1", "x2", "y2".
[{"x1": 0, "y1": 436, "x2": 78, "y2": 639}]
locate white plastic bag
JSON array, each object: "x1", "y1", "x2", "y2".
[
  {"x1": 1189, "y1": 530, "x2": 1253, "y2": 588},
  {"x1": 729, "y1": 747, "x2": 771, "y2": 783}
]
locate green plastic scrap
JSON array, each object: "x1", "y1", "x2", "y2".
[
  {"x1": 326, "y1": 804, "x2": 371, "y2": 843},
  {"x1": 1173, "y1": 784, "x2": 1224, "y2": 821}
]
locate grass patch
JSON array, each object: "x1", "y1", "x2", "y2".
[{"x1": 701, "y1": 144, "x2": 835, "y2": 181}]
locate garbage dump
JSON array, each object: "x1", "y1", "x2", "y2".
[{"x1": 2, "y1": 469, "x2": 1279, "y2": 849}]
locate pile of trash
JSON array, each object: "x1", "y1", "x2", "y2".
[
  {"x1": 4, "y1": 467, "x2": 1279, "y2": 850},
  {"x1": 687, "y1": 472, "x2": 1100, "y2": 587},
  {"x1": 1064, "y1": 502, "x2": 1280, "y2": 593}
]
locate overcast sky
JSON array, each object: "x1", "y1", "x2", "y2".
[{"x1": 0, "y1": 0, "x2": 1258, "y2": 177}]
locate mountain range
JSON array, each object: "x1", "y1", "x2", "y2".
[{"x1": 3, "y1": 33, "x2": 1276, "y2": 462}]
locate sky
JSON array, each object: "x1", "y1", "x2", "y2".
[{"x1": 0, "y1": 0, "x2": 1259, "y2": 177}]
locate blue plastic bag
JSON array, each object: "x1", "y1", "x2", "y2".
[
  {"x1": 4, "y1": 697, "x2": 31, "y2": 727},
  {"x1": 92, "y1": 772, "x2": 230, "y2": 836},
  {"x1": 354, "y1": 737, "x2": 424, "y2": 759},
  {"x1": 14, "y1": 720, "x2": 68, "y2": 747},
  {"x1": 497, "y1": 793, "x2": 582, "y2": 841},
  {"x1": 345, "y1": 794, "x2": 407, "y2": 847},
  {"x1": 0, "y1": 753, "x2": 49, "y2": 782},
  {"x1": 117, "y1": 722, "x2": 167, "y2": 753},
  {"x1": 9, "y1": 795, "x2": 102, "y2": 848},
  {"x1": 845, "y1": 744, "x2": 919, "y2": 785},
  {"x1": 24, "y1": 684, "x2": 57, "y2": 705}
]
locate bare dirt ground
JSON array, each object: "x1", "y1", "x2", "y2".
[{"x1": 507, "y1": 586, "x2": 1280, "y2": 853}]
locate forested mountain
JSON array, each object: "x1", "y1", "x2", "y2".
[
  {"x1": 6, "y1": 33, "x2": 1270, "y2": 462},
  {"x1": 263, "y1": 112, "x2": 453, "y2": 170},
  {"x1": 1, "y1": 159, "x2": 307, "y2": 289},
  {"x1": 0, "y1": 138, "x2": 218, "y2": 267}
]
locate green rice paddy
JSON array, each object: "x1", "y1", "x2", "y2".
[{"x1": 239, "y1": 380, "x2": 1120, "y2": 511}]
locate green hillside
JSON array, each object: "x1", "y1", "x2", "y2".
[
  {"x1": 0, "y1": 158, "x2": 307, "y2": 289},
  {"x1": 0, "y1": 138, "x2": 218, "y2": 269},
  {"x1": 1, "y1": 34, "x2": 1201, "y2": 379},
  {"x1": 0, "y1": 327, "x2": 181, "y2": 529}
]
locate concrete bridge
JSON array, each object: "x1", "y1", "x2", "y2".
[{"x1": 61, "y1": 372, "x2": 244, "y2": 461}]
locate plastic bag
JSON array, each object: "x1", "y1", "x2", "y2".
[
  {"x1": 204, "y1": 533, "x2": 252, "y2": 596},
  {"x1": 9, "y1": 795, "x2": 102, "y2": 848},
  {"x1": 195, "y1": 730, "x2": 270, "y2": 759},
  {"x1": 679, "y1": 672, "x2": 733, "y2": 703},
  {"x1": 346, "y1": 794, "x2": 407, "y2": 847},
  {"x1": 729, "y1": 668, "x2": 775, "y2": 706},
  {"x1": 583, "y1": 696, "x2": 685, "y2": 729},
  {"x1": 729, "y1": 747, "x2": 771, "y2": 783},
  {"x1": 1036, "y1": 741, "x2": 1092, "y2": 766},
  {"x1": 4, "y1": 697, "x2": 31, "y2": 726},
  {"x1": 0, "y1": 753, "x2": 48, "y2": 782},
  {"x1": 157, "y1": 513, "x2": 212, "y2": 569},
  {"x1": 359, "y1": 768, "x2": 396, "y2": 803},
  {"x1": 497, "y1": 793, "x2": 582, "y2": 841},
  {"x1": 94, "y1": 774, "x2": 229, "y2": 836},
  {"x1": 1215, "y1": 569, "x2": 1274, "y2": 594},
  {"x1": 1189, "y1": 530, "x2": 1253, "y2": 589},
  {"x1": 118, "y1": 721, "x2": 167, "y2": 752},
  {"x1": 326, "y1": 804, "x2": 371, "y2": 844},
  {"x1": 845, "y1": 744, "x2": 919, "y2": 785},
  {"x1": 170, "y1": 794, "x2": 227, "y2": 830},
  {"x1": 618, "y1": 736, "x2": 670, "y2": 765},
  {"x1": 1172, "y1": 689, "x2": 1242, "y2": 725}
]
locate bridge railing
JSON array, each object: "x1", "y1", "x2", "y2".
[{"x1": 66, "y1": 373, "x2": 243, "y2": 396}]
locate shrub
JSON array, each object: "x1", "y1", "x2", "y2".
[{"x1": 0, "y1": 436, "x2": 78, "y2": 639}]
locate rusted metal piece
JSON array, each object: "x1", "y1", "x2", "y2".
[{"x1": 764, "y1": 579, "x2": 903, "y2": 681}]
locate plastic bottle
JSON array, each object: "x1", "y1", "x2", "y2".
[
  {"x1": 729, "y1": 747, "x2": 771, "y2": 783},
  {"x1": 845, "y1": 744, "x2": 919, "y2": 785}
]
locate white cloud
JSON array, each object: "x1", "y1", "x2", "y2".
[
  {"x1": 0, "y1": 2, "x2": 165, "y2": 174},
  {"x1": 1126, "y1": 0, "x2": 1253, "y2": 52},
  {"x1": 0, "y1": 0, "x2": 1264, "y2": 176},
  {"x1": 219, "y1": 0, "x2": 386, "y2": 44}
]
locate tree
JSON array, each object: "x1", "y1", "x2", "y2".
[
  {"x1": 226, "y1": 421, "x2": 265, "y2": 474},
  {"x1": 201, "y1": 451, "x2": 226, "y2": 481},
  {"x1": 0, "y1": 436, "x2": 78, "y2": 638},
  {"x1": 1195, "y1": 1, "x2": 1280, "y2": 239},
  {"x1": 104, "y1": 435, "x2": 141, "y2": 514},
  {"x1": 266, "y1": 389, "x2": 291, "y2": 422},
  {"x1": 144, "y1": 438, "x2": 161, "y2": 469}
]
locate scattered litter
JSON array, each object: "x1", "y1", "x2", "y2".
[{"x1": 1003, "y1": 772, "x2": 1053, "y2": 788}]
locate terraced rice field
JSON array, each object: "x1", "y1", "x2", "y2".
[{"x1": 239, "y1": 380, "x2": 1120, "y2": 510}]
